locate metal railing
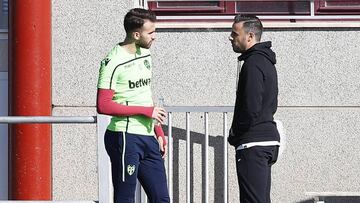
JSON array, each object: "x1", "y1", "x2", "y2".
[
  {"x1": 0, "y1": 106, "x2": 235, "y2": 203},
  {"x1": 0, "y1": 116, "x2": 96, "y2": 124},
  {"x1": 165, "y1": 106, "x2": 233, "y2": 203},
  {"x1": 97, "y1": 106, "x2": 235, "y2": 203}
]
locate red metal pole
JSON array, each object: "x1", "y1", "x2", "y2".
[{"x1": 9, "y1": 0, "x2": 52, "y2": 200}]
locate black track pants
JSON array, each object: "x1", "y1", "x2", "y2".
[{"x1": 236, "y1": 146, "x2": 279, "y2": 203}]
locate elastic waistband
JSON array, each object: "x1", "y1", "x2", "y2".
[{"x1": 236, "y1": 141, "x2": 280, "y2": 151}]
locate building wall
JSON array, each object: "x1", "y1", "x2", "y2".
[
  {"x1": 0, "y1": 19, "x2": 8, "y2": 199},
  {"x1": 0, "y1": 72, "x2": 8, "y2": 200},
  {"x1": 52, "y1": 1, "x2": 360, "y2": 202}
]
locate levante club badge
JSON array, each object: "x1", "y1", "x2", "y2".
[
  {"x1": 144, "y1": 60, "x2": 151, "y2": 70},
  {"x1": 127, "y1": 164, "x2": 136, "y2": 176}
]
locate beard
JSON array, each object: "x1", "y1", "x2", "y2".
[
  {"x1": 231, "y1": 37, "x2": 247, "y2": 53},
  {"x1": 232, "y1": 43, "x2": 245, "y2": 53},
  {"x1": 137, "y1": 40, "x2": 153, "y2": 49}
]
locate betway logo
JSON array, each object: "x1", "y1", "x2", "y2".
[{"x1": 128, "y1": 78, "x2": 151, "y2": 89}]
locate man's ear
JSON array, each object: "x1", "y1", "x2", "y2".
[
  {"x1": 248, "y1": 32, "x2": 255, "y2": 42},
  {"x1": 133, "y1": 31, "x2": 141, "y2": 40}
]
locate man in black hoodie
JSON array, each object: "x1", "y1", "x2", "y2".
[{"x1": 228, "y1": 14, "x2": 280, "y2": 203}]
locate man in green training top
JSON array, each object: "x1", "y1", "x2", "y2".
[{"x1": 96, "y1": 8, "x2": 169, "y2": 203}]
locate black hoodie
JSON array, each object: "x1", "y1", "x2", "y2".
[{"x1": 228, "y1": 41, "x2": 280, "y2": 147}]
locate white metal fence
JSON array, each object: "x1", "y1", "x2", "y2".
[
  {"x1": 0, "y1": 106, "x2": 284, "y2": 203},
  {"x1": 99, "y1": 107, "x2": 284, "y2": 203},
  {"x1": 164, "y1": 106, "x2": 233, "y2": 203},
  {"x1": 0, "y1": 108, "x2": 235, "y2": 202},
  {"x1": 97, "y1": 106, "x2": 233, "y2": 203}
]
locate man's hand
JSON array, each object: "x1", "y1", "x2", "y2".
[
  {"x1": 154, "y1": 124, "x2": 167, "y2": 159},
  {"x1": 152, "y1": 107, "x2": 167, "y2": 124},
  {"x1": 157, "y1": 135, "x2": 167, "y2": 159}
]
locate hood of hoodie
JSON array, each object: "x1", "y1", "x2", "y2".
[{"x1": 238, "y1": 41, "x2": 276, "y2": 65}]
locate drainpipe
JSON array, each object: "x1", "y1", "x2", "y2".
[{"x1": 8, "y1": 0, "x2": 52, "y2": 200}]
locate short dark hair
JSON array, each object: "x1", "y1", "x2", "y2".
[
  {"x1": 234, "y1": 14, "x2": 263, "y2": 41},
  {"x1": 124, "y1": 8, "x2": 156, "y2": 33}
]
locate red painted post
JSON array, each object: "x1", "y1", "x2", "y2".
[{"x1": 8, "y1": 0, "x2": 52, "y2": 200}]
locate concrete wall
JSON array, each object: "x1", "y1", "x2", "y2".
[
  {"x1": 52, "y1": 1, "x2": 360, "y2": 202},
  {"x1": 0, "y1": 72, "x2": 8, "y2": 200},
  {"x1": 0, "y1": 25, "x2": 8, "y2": 200}
]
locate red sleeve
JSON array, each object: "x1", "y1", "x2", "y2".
[
  {"x1": 96, "y1": 88, "x2": 154, "y2": 117},
  {"x1": 154, "y1": 124, "x2": 166, "y2": 145}
]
